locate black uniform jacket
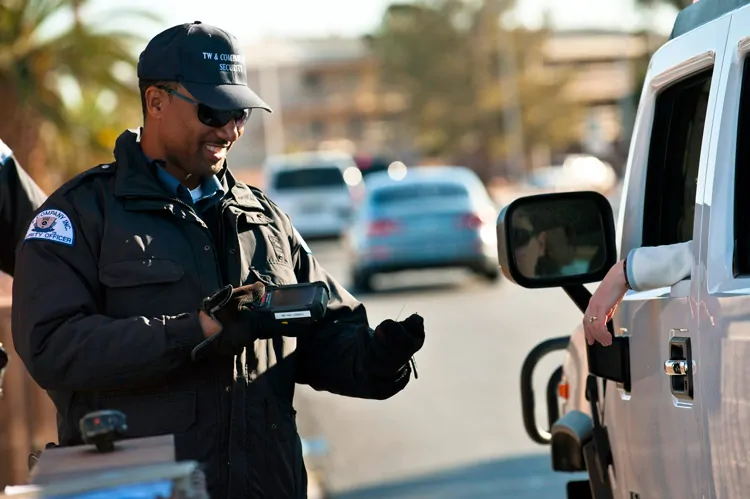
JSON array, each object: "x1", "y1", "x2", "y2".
[{"x1": 11, "y1": 129, "x2": 411, "y2": 498}]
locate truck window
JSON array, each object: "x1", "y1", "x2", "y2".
[
  {"x1": 642, "y1": 69, "x2": 713, "y2": 247},
  {"x1": 734, "y1": 59, "x2": 750, "y2": 275}
]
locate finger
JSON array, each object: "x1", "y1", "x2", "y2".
[
  {"x1": 583, "y1": 321, "x2": 597, "y2": 346},
  {"x1": 595, "y1": 324, "x2": 612, "y2": 346},
  {"x1": 585, "y1": 306, "x2": 610, "y2": 346}
]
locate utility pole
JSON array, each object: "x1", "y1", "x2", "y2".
[
  {"x1": 257, "y1": 41, "x2": 286, "y2": 157},
  {"x1": 496, "y1": 6, "x2": 526, "y2": 181}
]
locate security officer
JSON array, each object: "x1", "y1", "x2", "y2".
[
  {"x1": 0, "y1": 139, "x2": 46, "y2": 276},
  {"x1": 11, "y1": 22, "x2": 425, "y2": 499}
]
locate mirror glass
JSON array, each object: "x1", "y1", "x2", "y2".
[{"x1": 509, "y1": 197, "x2": 608, "y2": 280}]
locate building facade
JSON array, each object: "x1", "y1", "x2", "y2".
[{"x1": 228, "y1": 30, "x2": 666, "y2": 174}]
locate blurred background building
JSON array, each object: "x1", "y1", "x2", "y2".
[{"x1": 231, "y1": 28, "x2": 665, "y2": 177}]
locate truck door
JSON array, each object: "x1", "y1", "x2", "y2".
[
  {"x1": 604, "y1": 16, "x2": 729, "y2": 499},
  {"x1": 699, "y1": 6, "x2": 750, "y2": 498}
]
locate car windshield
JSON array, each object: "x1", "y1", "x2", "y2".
[
  {"x1": 372, "y1": 182, "x2": 469, "y2": 205},
  {"x1": 273, "y1": 167, "x2": 345, "y2": 190}
]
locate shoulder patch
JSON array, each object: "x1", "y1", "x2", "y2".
[
  {"x1": 25, "y1": 209, "x2": 75, "y2": 246},
  {"x1": 294, "y1": 228, "x2": 312, "y2": 254},
  {"x1": 0, "y1": 140, "x2": 12, "y2": 164}
]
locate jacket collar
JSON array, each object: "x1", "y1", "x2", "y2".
[{"x1": 112, "y1": 128, "x2": 262, "y2": 210}]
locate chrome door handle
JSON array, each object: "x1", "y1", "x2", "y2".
[
  {"x1": 664, "y1": 360, "x2": 689, "y2": 376},
  {"x1": 666, "y1": 335, "x2": 694, "y2": 401}
]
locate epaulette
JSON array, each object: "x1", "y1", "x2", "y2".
[{"x1": 55, "y1": 162, "x2": 117, "y2": 197}]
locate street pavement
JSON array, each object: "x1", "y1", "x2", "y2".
[{"x1": 294, "y1": 238, "x2": 589, "y2": 499}]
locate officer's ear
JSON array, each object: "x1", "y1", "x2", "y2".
[{"x1": 145, "y1": 86, "x2": 168, "y2": 119}]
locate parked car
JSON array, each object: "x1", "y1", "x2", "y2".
[
  {"x1": 354, "y1": 154, "x2": 393, "y2": 179},
  {"x1": 345, "y1": 165, "x2": 500, "y2": 291},
  {"x1": 263, "y1": 151, "x2": 364, "y2": 239}
]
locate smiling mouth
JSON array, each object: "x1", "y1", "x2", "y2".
[{"x1": 205, "y1": 144, "x2": 228, "y2": 158}]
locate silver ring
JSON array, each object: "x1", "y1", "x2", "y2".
[{"x1": 588, "y1": 316, "x2": 598, "y2": 323}]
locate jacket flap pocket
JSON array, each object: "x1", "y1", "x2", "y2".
[
  {"x1": 243, "y1": 212, "x2": 274, "y2": 226},
  {"x1": 99, "y1": 258, "x2": 184, "y2": 288},
  {"x1": 97, "y1": 391, "x2": 196, "y2": 437}
]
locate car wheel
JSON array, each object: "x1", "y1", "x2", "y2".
[{"x1": 475, "y1": 265, "x2": 501, "y2": 283}]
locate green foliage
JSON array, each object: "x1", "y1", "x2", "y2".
[
  {"x1": 0, "y1": 0, "x2": 161, "y2": 180},
  {"x1": 368, "y1": 0, "x2": 583, "y2": 176}
]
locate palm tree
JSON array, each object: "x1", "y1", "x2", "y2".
[{"x1": 0, "y1": 0, "x2": 161, "y2": 190}]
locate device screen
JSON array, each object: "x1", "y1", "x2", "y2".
[{"x1": 271, "y1": 286, "x2": 317, "y2": 307}]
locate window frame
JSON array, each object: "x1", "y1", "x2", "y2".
[{"x1": 641, "y1": 68, "x2": 714, "y2": 249}]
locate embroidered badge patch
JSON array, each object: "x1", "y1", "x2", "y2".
[{"x1": 24, "y1": 209, "x2": 75, "y2": 246}]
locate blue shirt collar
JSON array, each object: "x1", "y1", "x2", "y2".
[{"x1": 141, "y1": 148, "x2": 225, "y2": 211}]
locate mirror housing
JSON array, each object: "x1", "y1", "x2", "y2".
[{"x1": 496, "y1": 191, "x2": 618, "y2": 288}]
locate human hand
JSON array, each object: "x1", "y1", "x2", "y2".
[
  {"x1": 583, "y1": 261, "x2": 628, "y2": 346},
  {"x1": 372, "y1": 314, "x2": 425, "y2": 375},
  {"x1": 196, "y1": 282, "x2": 267, "y2": 358}
]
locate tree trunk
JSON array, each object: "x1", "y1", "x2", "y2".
[{"x1": 0, "y1": 81, "x2": 53, "y2": 193}]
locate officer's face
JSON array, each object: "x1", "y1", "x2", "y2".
[{"x1": 159, "y1": 85, "x2": 245, "y2": 182}]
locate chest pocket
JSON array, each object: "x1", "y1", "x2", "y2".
[
  {"x1": 237, "y1": 211, "x2": 298, "y2": 287},
  {"x1": 99, "y1": 258, "x2": 188, "y2": 317}
]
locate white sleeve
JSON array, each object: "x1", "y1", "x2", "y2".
[{"x1": 625, "y1": 241, "x2": 693, "y2": 292}]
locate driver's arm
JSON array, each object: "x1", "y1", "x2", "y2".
[
  {"x1": 625, "y1": 240, "x2": 692, "y2": 291},
  {"x1": 584, "y1": 241, "x2": 693, "y2": 346}
]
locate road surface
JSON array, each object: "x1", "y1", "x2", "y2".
[{"x1": 294, "y1": 238, "x2": 589, "y2": 499}]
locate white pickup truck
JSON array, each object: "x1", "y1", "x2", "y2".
[{"x1": 500, "y1": 0, "x2": 750, "y2": 497}]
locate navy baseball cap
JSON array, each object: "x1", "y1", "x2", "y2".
[{"x1": 138, "y1": 21, "x2": 272, "y2": 112}]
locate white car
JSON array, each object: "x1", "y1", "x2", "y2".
[{"x1": 263, "y1": 151, "x2": 364, "y2": 239}]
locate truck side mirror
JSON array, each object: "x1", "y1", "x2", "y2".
[{"x1": 496, "y1": 191, "x2": 618, "y2": 289}]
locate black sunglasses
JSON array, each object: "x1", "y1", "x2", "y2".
[
  {"x1": 157, "y1": 85, "x2": 251, "y2": 128},
  {"x1": 512, "y1": 227, "x2": 535, "y2": 247}
]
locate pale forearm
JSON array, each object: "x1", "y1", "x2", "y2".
[{"x1": 626, "y1": 241, "x2": 692, "y2": 292}]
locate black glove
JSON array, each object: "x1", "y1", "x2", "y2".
[
  {"x1": 371, "y1": 313, "x2": 425, "y2": 377},
  {"x1": 191, "y1": 282, "x2": 267, "y2": 360}
]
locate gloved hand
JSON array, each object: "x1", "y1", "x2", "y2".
[
  {"x1": 371, "y1": 313, "x2": 425, "y2": 377},
  {"x1": 192, "y1": 282, "x2": 267, "y2": 360}
]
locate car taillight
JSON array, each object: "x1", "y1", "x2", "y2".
[
  {"x1": 458, "y1": 213, "x2": 483, "y2": 229},
  {"x1": 368, "y1": 219, "x2": 399, "y2": 237}
]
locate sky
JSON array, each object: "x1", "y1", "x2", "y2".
[{"x1": 75, "y1": 0, "x2": 679, "y2": 46}]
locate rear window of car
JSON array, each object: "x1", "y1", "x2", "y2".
[
  {"x1": 272, "y1": 167, "x2": 345, "y2": 190},
  {"x1": 372, "y1": 183, "x2": 469, "y2": 204}
]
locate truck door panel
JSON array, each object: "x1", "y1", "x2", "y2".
[
  {"x1": 606, "y1": 16, "x2": 729, "y2": 499},
  {"x1": 701, "y1": 8, "x2": 750, "y2": 498}
]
